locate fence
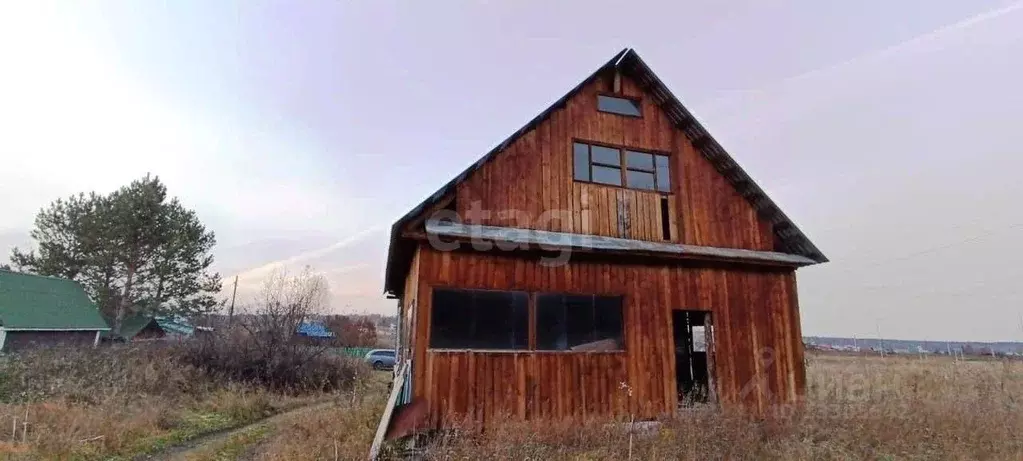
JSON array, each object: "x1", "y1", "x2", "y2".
[{"x1": 335, "y1": 347, "x2": 375, "y2": 358}]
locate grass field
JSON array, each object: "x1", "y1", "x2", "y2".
[{"x1": 1, "y1": 349, "x2": 1020, "y2": 460}]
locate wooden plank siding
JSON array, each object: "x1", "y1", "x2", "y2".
[
  {"x1": 410, "y1": 246, "x2": 805, "y2": 426},
  {"x1": 453, "y1": 72, "x2": 774, "y2": 251},
  {"x1": 398, "y1": 248, "x2": 421, "y2": 365}
]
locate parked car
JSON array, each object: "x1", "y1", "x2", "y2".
[{"x1": 363, "y1": 349, "x2": 396, "y2": 370}]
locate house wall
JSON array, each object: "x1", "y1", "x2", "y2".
[
  {"x1": 453, "y1": 72, "x2": 776, "y2": 251},
  {"x1": 410, "y1": 245, "x2": 805, "y2": 427},
  {"x1": 134, "y1": 324, "x2": 168, "y2": 341},
  {"x1": 399, "y1": 248, "x2": 421, "y2": 362},
  {"x1": 2, "y1": 330, "x2": 98, "y2": 352}
]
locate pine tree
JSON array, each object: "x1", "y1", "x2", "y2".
[{"x1": 10, "y1": 175, "x2": 223, "y2": 336}]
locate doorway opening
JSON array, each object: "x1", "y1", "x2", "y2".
[{"x1": 672, "y1": 310, "x2": 713, "y2": 405}]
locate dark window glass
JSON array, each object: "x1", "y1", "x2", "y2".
[
  {"x1": 590, "y1": 145, "x2": 620, "y2": 166},
  {"x1": 573, "y1": 142, "x2": 669, "y2": 192},
  {"x1": 655, "y1": 155, "x2": 671, "y2": 192},
  {"x1": 536, "y1": 294, "x2": 624, "y2": 351},
  {"x1": 430, "y1": 289, "x2": 528, "y2": 349},
  {"x1": 593, "y1": 297, "x2": 623, "y2": 343},
  {"x1": 536, "y1": 296, "x2": 567, "y2": 350},
  {"x1": 597, "y1": 95, "x2": 642, "y2": 117},
  {"x1": 431, "y1": 290, "x2": 472, "y2": 348},
  {"x1": 660, "y1": 196, "x2": 671, "y2": 241},
  {"x1": 573, "y1": 143, "x2": 590, "y2": 181},
  {"x1": 626, "y1": 170, "x2": 656, "y2": 190},
  {"x1": 626, "y1": 151, "x2": 654, "y2": 171},
  {"x1": 592, "y1": 166, "x2": 622, "y2": 186}
]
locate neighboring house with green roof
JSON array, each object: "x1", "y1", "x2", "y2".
[
  {"x1": 109, "y1": 313, "x2": 196, "y2": 341},
  {"x1": 0, "y1": 269, "x2": 110, "y2": 352}
]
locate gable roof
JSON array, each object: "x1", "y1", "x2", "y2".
[
  {"x1": 112, "y1": 314, "x2": 195, "y2": 339},
  {"x1": 384, "y1": 48, "x2": 827, "y2": 296},
  {"x1": 0, "y1": 270, "x2": 110, "y2": 330}
]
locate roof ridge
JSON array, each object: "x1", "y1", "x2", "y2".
[
  {"x1": 383, "y1": 47, "x2": 827, "y2": 295},
  {"x1": 0, "y1": 268, "x2": 78, "y2": 283}
]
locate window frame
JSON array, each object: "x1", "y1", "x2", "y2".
[
  {"x1": 573, "y1": 139, "x2": 672, "y2": 193},
  {"x1": 426, "y1": 286, "x2": 628, "y2": 353},
  {"x1": 596, "y1": 93, "x2": 643, "y2": 118},
  {"x1": 428, "y1": 287, "x2": 530, "y2": 351},
  {"x1": 534, "y1": 292, "x2": 625, "y2": 352}
]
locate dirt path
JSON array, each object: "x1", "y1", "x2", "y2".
[{"x1": 141, "y1": 399, "x2": 341, "y2": 461}]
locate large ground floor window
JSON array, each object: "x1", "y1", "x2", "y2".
[
  {"x1": 430, "y1": 288, "x2": 529, "y2": 349},
  {"x1": 429, "y1": 288, "x2": 624, "y2": 351},
  {"x1": 536, "y1": 294, "x2": 623, "y2": 351}
]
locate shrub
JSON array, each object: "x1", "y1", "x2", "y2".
[
  {"x1": 176, "y1": 330, "x2": 367, "y2": 393},
  {"x1": 0, "y1": 344, "x2": 212, "y2": 403}
]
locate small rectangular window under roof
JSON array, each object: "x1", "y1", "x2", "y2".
[{"x1": 597, "y1": 95, "x2": 642, "y2": 117}]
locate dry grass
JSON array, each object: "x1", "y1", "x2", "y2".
[
  {"x1": 2, "y1": 350, "x2": 1020, "y2": 460},
  {"x1": 0, "y1": 344, "x2": 368, "y2": 460},
  {"x1": 243, "y1": 354, "x2": 1022, "y2": 461},
  {"x1": 235, "y1": 373, "x2": 392, "y2": 461},
  {"x1": 414, "y1": 354, "x2": 1023, "y2": 461}
]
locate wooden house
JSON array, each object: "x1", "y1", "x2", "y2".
[
  {"x1": 109, "y1": 314, "x2": 197, "y2": 342},
  {"x1": 0, "y1": 270, "x2": 110, "y2": 352},
  {"x1": 383, "y1": 49, "x2": 827, "y2": 428}
]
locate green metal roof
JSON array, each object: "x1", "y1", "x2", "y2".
[
  {"x1": 0, "y1": 270, "x2": 110, "y2": 330},
  {"x1": 111, "y1": 313, "x2": 195, "y2": 339},
  {"x1": 114, "y1": 314, "x2": 158, "y2": 339}
]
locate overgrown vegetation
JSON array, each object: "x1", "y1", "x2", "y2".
[
  {"x1": 178, "y1": 332, "x2": 363, "y2": 393},
  {"x1": 0, "y1": 344, "x2": 367, "y2": 460},
  {"x1": 178, "y1": 267, "x2": 362, "y2": 393},
  {"x1": 411, "y1": 355, "x2": 1023, "y2": 461},
  {"x1": 2, "y1": 351, "x2": 1019, "y2": 460},
  {"x1": 251, "y1": 354, "x2": 1021, "y2": 461}
]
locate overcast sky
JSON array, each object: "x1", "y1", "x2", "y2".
[{"x1": 1, "y1": 1, "x2": 1022, "y2": 341}]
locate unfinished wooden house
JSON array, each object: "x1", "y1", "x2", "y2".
[{"x1": 384, "y1": 48, "x2": 827, "y2": 427}]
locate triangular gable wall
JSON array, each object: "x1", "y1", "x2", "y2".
[
  {"x1": 385, "y1": 49, "x2": 824, "y2": 295},
  {"x1": 452, "y1": 70, "x2": 777, "y2": 251}
]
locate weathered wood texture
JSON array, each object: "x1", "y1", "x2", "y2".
[
  {"x1": 454, "y1": 73, "x2": 773, "y2": 250},
  {"x1": 399, "y1": 249, "x2": 421, "y2": 362},
  {"x1": 411, "y1": 246, "x2": 805, "y2": 426},
  {"x1": 424, "y1": 351, "x2": 629, "y2": 427},
  {"x1": 2, "y1": 331, "x2": 97, "y2": 352}
]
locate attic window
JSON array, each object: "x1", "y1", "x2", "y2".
[
  {"x1": 597, "y1": 95, "x2": 642, "y2": 117},
  {"x1": 574, "y1": 142, "x2": 671, "y2": 192}
]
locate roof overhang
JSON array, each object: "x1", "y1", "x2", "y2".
[{"x1": 424, "y1": 220, "x2": 818, "y2": 267}]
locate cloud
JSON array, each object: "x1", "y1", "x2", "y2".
[
  {"x1": 228, "y1": 223, "x2": 389, "y2": 282},
  {"x1": 702, "y1": 1, "x2": 1023, "y2": 120}
]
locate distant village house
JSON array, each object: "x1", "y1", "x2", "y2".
[{"x1": 110, "y1": 314, "x2": 199, "y2": 342}]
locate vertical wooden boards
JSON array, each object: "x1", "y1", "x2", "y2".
[
  {"x1": 675, "y1": 127, "x2": 774, "y2": 250},
  {"x1": 443, "y1": 73, "x2": 777, "y2": 251},
  {"x1": 786, "y1": 272, "x2": 807, "y2": 400},
  {"x1": 411, "y1": 246, "x2": 805, "y2": 427}
]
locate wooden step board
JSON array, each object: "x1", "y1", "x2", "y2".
[{"x1": 368, "y1": 360, "x2": 410, "y2": 460}]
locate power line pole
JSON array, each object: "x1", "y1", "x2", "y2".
[{"x1": 228, "y1": 275, "x2": 238, "y2": 327}]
